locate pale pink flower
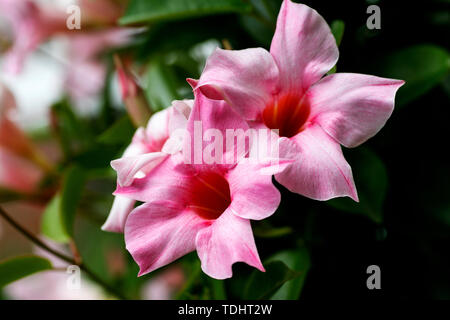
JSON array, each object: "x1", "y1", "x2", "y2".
[
  {"x1": 191, "y1": 0, "x2": 404, "y2": 201},
  {"x1": 0, "y1": 0, "x2": 66, "y2": 73},
  {"x1": 102, "y1": 99, "x2": 193, "y2": 233},
  {"x1": 0, "y1": 0, "x2": 140, "y2": 101},
  {"x1": 115, "y1": 93, "x2": 292, "y2": 279}
]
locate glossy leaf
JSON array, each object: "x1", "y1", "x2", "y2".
[
  {"x1": 243, "y1": 260, "x2": 300, "y2": 300},
  {"x1": 97, "y1": 115, "x2": 135, "y2": 146},
  {"x1": 146, "y1": 58, "x2": 182, "y2": 111},
  {"x1": 120, "y1": 0, "x2": 252, "y2": 25},
  {"x1": 60, "y1": 166, "x2": 86, "y2": 237},
  {"x1": 328, "y1": 20, "x2": 345, "y2": 74},
  {"x1": 41, "y1": 194, "x2": 70, "y2": 243},
  {"x1": 0, "y1": 256, "x2": 52, "y2": 288},
  {"x1": 375, "y1": 44, "x2": 449, "y2": 107},
  {"x1": 327, "y1": 147, "x2": 388, "y2": 224},
  {"x1": 268, "y1": 247, "x2": 310, "y2": 300}
]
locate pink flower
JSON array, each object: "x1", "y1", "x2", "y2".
[
  {"x1": 191, "y1": 0, "x2": 404, "y2": 201},
  {"x1": 0, "y1": 0, "x2": 140, "y2": 101},
  {"x1": 0, "y1": 0, "x2": 66, "y2": 73},
  {"x1": 115, "y1": 93, "x2": 292, "y2": 279},
  {"x1": 102, "y1": 99, "x2": 193, "y2": 233}
]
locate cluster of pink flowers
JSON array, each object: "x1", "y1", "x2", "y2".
[
  {"x1": 103, "y1": 0, "x2": 404, "y2": 279},
  {"x1": 0, "y1": 0, "x2": 138, "y2": 101}
]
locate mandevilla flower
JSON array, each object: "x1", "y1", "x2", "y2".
[
  {"x1": 191, "y1": 0, "x2": 404, "y2": 201},
  {"x1": 114, "y1": 93, "x2": 291, "y2": 279},
  {"x1": 0, "y1": 0, "x2": 66, "y2": 73},
  {"x1": 102, "y1": 99, "x2": 192, "y2": 232}
]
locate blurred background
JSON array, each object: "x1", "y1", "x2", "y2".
[{"x1": 0, "y1": 0, "x2": 449, "y2": 299}]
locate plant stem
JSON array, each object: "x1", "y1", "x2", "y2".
[{"x1": 0, "y1": 205, "x2": 127, "y2": 300}]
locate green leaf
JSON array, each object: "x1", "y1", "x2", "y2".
[
  {"x1": 61, "y1": 166, "x2": 86, "y2": 237},
  {"x1": 146, "y1": 58, "x2": 182, "y2": 110},
  {"x1": 331, "y1": 20, "x2": 345, "y2": 46},
  {"x1": 328, "y1": 20, "x2": 345, "y2": 74},
  {"x1": 374, "y1": 44, "x2": 450, "y2": 107},
  {"x1": 243, "y1": 260, "x2": 300, "y2": 300},
  {"x1": 120, "y1": 0, "x2": 252, "y2": 25},
  {"x1": 208, "y1": 278, "x2": 227, "y2": 300},
  {"x1": 72, "y1": 143, "x2": 123, "y2": 170},
  {"x1": 267, "y1": 246, "x2": 310, "y2": 300},
  {"x1": 51, "y1": 100, "x2": 92, "y2": 157},
  {"x1": 327, "y1": 147, "x2": 388, "y2": 224},
  {"x1": 41, "y1": 166, "x2": 86, "y2": 241},
  {"x1": 97, "y1": 115, "x2": 135, "y2": 146},
  {"x1": 41, "y1": 194, "x2": 70, "y2": 243},
  {"x1": 0, "y1": 255, "x2": 52, "y2": 288}
]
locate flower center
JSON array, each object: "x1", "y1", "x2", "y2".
[
  {"x1": 189, "y1": 171, "x2": 231, "y2": 220},
  {"x1": 262, "y1": 93, "x2": 311, "y2": 138}
]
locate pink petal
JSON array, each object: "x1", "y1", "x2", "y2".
[
  {"x1": 125, "y1": 201, "x2": 209, "y2": 276},
  {"x1": 270, "y1": 0, "x2": 338, "y2": 93},
  {"x1": 115, "y1": 156, "x2": 193, "y2": 203},
  {"x1": 111, "y1": 152, "x2": 167, "y2": 187},
  {"x1": 184, "y1": 92, "x2": 249, "y2": 167},
  {"x1": 226, "y1": 157, "x2": 292, "y2": 221},
  {"x1": 275, "y1": 124, "x2": 358, "y2": 201},
  {"x1": 195, "y1": 209, "x2": 264, "y2": 279},
  {"x1": 309, "y1": 73, "x2": 405, "y2": 147},
  {"x1": 195, "y1": 48, "x2": 279, "y2": 120},
  {"x1": 101, "y1": 196, "x2": 136, "y2": 233}
]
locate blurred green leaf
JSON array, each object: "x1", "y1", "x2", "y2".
[
  {"x1": 327, "y1": 147, "x2": 388, "y2": 224},
  {"x1": 41, "y1": 194, "x2": 70, "y2": 243},
  {"x1": 268, "y1": 246, "x2": 310, "y2": 300},
  {"x1": 331, "y1": 20, "x2": 345, "y2": 46},
  {"x1": 51, "y1": 100, "x2": 92, "y2": 157},
  {"x1": 72, "y1": 144, "x2": 123, "y2": 170},
  {"x1": 253, "y1": 222, "x2": 293, "y2": 238},
  {"x1": 120, "y1": 0, "x2": 252, "y2": 25},
  {"x1": 243, "y1": 260, "x2": 300, "y2": 299},
  {"x1": 97, "y1": 115, "x2": 135, "y2": 146},
  {"x1": 328, "y1": 20, "x2": 345, "y2": 74},
  {"x1": 146, "y1": 58, "x2": 182, "y2": 110},
  {"x1": 60, "y1": 166, "x2": 86, "y2": 237},
  {"x1": 0, "y1": 255, "x2": 52, "y2": 288},
  {"x1": 208, "y1": 278, "x2": 227, "y2": 299},
  {"x1": 375, "y1": 44, "x2": 449, "y2": 107}
]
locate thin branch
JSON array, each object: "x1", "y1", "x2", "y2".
[
  {"x1": 0, "y1": 205, "x2": 75, "y2": 264},
  {"x1": 0, "y1": 205, "x2": 127, "y2": 300}
]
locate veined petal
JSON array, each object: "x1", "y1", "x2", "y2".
[
  {"x1": 184, "y1": 92, "x2": 249, "y2": 168},
  {"x1": 195, "y1": 48, "x2": 279, "y2": 120},
  {"x1": 309, "y1": 73, "x2": 405, "y2": 148},
  {"x1": 101, "y1": 196, "x2": 135, "y2": 233},
  {"x1": 111, "y1": 152, "x2": 167, "y2": 187},
  {"x1": 275, "y1": 124, "x2": 358, "y2": 201},
  {"x1": 270, "y1": 0, "x2": 338, "y2": 92},
  {"x1": 125, "y1": 201, "x2": 210, "y2": 276},
  {"x1": 114, "y1": 156, "x2": 193, "y2": 203},
  {"x1": 227, "y1": 157, "x2": 291, "y2": 221},
  {"x1": 195, "y1": 209, "x2": 264, "y2": 279}
]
